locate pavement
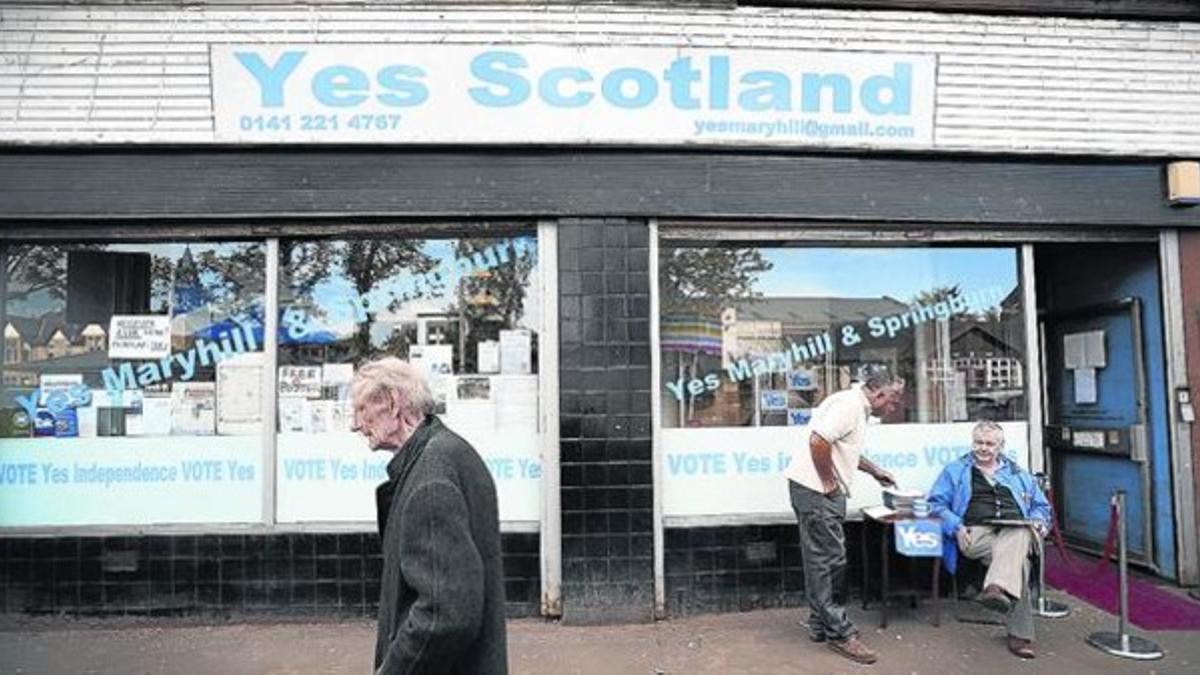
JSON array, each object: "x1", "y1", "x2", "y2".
[{"x1": 0, "y1": 590, "x2": 1196, "y2": 674}]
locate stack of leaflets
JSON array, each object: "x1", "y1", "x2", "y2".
[{"x1": 882, "y1": 488, "x2": 925, "y2": 516}]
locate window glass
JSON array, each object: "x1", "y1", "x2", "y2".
[
  {"x1": 1, "y1": 242, "x2": 265, "y2": 526},
  {"x1": 658, "y1": 244, "x2": 1029, "y2": 520},
  {"x1": 660, "y1": 246, "x2": 1026, "y2": 428},
  {"x1": 275, "y1": 233, "x2": 542, "y2": 524}
]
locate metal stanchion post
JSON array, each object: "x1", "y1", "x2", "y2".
[
  {"x1": 1086, "y1": 490, "x2": 1164, "y2": 660},
  {"x1": 1034, "y1": 474, "x2": 1070, "y2": 619}
]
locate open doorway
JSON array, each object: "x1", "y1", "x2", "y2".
[{"x1": 1036, "y1": 242, "x2": 1176, "y2": 578}]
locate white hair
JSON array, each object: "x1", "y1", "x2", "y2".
[
  {"x1": 972, "y1": 420, "x2": 1005, "y2": 445},
  {"x1": 350, "y1": 357, "x2": 435, "y2": 418}
]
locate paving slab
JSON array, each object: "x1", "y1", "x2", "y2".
[{"x1": 1, "y1": 591, "x2": 1196, "y2": 674}]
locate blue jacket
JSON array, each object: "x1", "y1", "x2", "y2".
[{"x1": 926, "y1": 453, "x2": 1051, "y2": 574}]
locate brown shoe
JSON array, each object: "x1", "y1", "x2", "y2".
[
  {"x1": 828, "y1": 635, "x2": 878, "y2": 665},
  {"x1": 978, "y1": 584, "x2": 1013, "y2": 614},
  {"x1": 1007, "y1": 636, "x2": 1035, "y2": 659}
]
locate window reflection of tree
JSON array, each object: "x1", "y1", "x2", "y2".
[
  {"x1": 281, "y1": 239, "x2": 436, "y2": 360},
  {"x1": 659, "y1": 247, "x2": 773, "y2": 428},
  {"x1": 449, "y1": 238, "x2": 536, "y2": 373}
]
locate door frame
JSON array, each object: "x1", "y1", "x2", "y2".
[{"x1": 1161, "y1": 230, "x2": 1199, "y2": 585}]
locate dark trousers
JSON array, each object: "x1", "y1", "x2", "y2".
[{"x1": 790, "y1": 480, "x2": 855, "y2": 641}]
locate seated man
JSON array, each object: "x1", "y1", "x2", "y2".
[{"x1": 927, "y1": 421, "x2": 1051, "y2": 659}]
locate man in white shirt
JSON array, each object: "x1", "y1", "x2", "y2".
[{"x1": 786, "y1": 373, "x2": 905, "y2": 665}]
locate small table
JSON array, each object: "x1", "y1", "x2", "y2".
[{"x1": 859, "y1": 510, "x2": 942, "y2": 629}]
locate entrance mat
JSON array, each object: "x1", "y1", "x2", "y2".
[{"x1": 1044, "y1": 547, "x2": 1200, "y2": 631}]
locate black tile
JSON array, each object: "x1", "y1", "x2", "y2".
[
  {"x1": 220, "y1": 535, "x2": 245, "y2": 557},
  {"x1": 581, "y1": 225, "x2": 604, "y2": 248},
  {"x1": 173, "y1": 559, "x2": 197, "y2": 583},
  {"x1": 582, "y1": 319, "x2": 604, "y2": 343},
  {"x1": 265, "y1": 535, "x2": 290, "y2": 559},
  {"x1": 561, "y1": 464, "x2": 583, "y2": 488},
  {"x1": 243, "y1": 582, "x2": 267, "y2": 608},
  {"x1": 265, "y1": 580, "x2": 290, "y2": 606},
  {"x1": 560, "y1": 416, "x2": 581, "y2": 439},
  {"x1": 222, "y1": 560, "x2": 245, "y2": 582},
  {"x1": 560, "y1": 296, "x2": 581, "y2": 320},
  {"x1": 34, "y1": 539, "x2": 55, "y2": 559},
  {"x1": 580, "y1": 273, "x2": 604, "y2": 295},
  {"x1": 562, "y1": 513, "x2": 585, "y2": 536},
  {"x1": 316, "y1": 558, "x2": 338, "y2": 580},
  {"x1": 172, "y1": 537, "x2": 197, "y2": 558},
  {"x1": 54, "y1": 537, "x2": 80, "y2": 558},
  {"x1": 339, "y1": 557, "x2": 363, "y2": 580},
  {"x1": 265, "y1": 557, "x2": 290, "y2": 579},
  {"x1": 339, "y1": 581, "x2": 363, "y2": 608},
  {"x1": 148, "y1": 559, "x2": 172, "y2": 583},
  {"x1": 197, "y1": 536, "x2": 222, "y2": 558},
  {"x1": 292, "y1": 582, "x2": 316, "y2": 606},
  {"x1": 579, "y1": 249, "x2": 602, "y2": 272},
  {"x1": 364, "y1": 556, "x2": 383, "y2": 580},
  {"x1": 293, "y1": 558, "x2": 316, "y2": 581},
  {"x1": 197, "y1": 560, "x2": 219, "y2": 583},
  {"x1": 221, "y1": 583, "x2": 244, "y2": 608},
  {"x1": 53, "y1": 558, "x2": 79, "y2": 583},
  {"x1": 197, "y1": 583, "x2": 220, "y2": 607},
  {"x1": 147, "y1": 536, "x2": 172, "y2": 558},
  {"x1": 292, "y1": 534, "x2": 316, "y2": 558},
  {"x1": 316, "y1": 581, "x2": 340, "y2": 607},
  {"x1": 9, "y1": 538, "x2": 32, "y2": 560}
]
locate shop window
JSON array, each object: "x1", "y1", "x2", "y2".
[
  {"x1": 274, "y1": 233, "x2": 543, "y2": 524},
  {"x1": 659, "y1": 246, "x2": 1027, "y2": 428},
  {"x1": 0, "y1": 241, "x2": 266, "y2": 526},
  {"x1": 658, "y1": 244, "x2": 1030, "y2": 521}
]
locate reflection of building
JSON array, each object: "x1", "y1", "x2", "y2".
[
  {"x1": 2, "y1": 313, "x2": 106, "y2": 386},
  {"x1": 664, "y1": 297, "x2": 912, "y2": 428}
]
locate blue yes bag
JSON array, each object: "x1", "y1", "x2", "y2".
[{"x1": 894, "y1": 519, "x2": 942, "y2": 557}]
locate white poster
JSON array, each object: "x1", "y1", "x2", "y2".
[
  {"x1": 409, "y1": 344, "x2": 454, "y2": 377},
  {"x1": 170, "y1": 383, "x2": 216, "y2": 436},
  {"x1": 499, "y1": 329, "x2": 532, "y2": 375},
  {"x1": 108, "y1": 315, "x2": 172, "y2": 359},
  {"x1": 662, "y1": 421, "x2": 1029, "y2": 522},
  {"x1": 1074, "y1": 367, "x2": 1098, "y2": 405},
  {"x1": 126, "y1": 396, "x2": 172, "y2": 437},
  {"x1": 217, "y1": 352, "x2": 263, "y2": 434},
  {"x1": 38, "y1": 374, "x2": 84, "y2": 405},
  {"x1": 478, "y1": 341, "x2": 500, "y2": 374},
  {"x1": 211, "y1": 45, "x2": 936, "y2": 150},
  {"x1": 278, "y1": 365, "x2": 322, "y2": 399}
]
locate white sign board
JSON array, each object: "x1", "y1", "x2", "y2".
[
  {"x1": 662, "y1": 422, "x2": 1029, "y2": 521},
  {"x1": 0, "y1": 436, "x2": 261, "y2": 526},
  {"x1": 108, "y1": 315, "x2": 172, "y2": 359},
  {"x1": 276, "y1": 427, "x2": 540, "y2": 524},
  {"x1": 211, "y1": 45, "x2": 935, "y2": 149}
]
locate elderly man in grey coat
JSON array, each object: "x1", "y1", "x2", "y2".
[{"x1": 350, "y1": 357, "x2": 508, "y2": 675}]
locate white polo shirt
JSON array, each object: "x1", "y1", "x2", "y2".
[{"x1": 785, "y1": 384, "x2": 871, "y2": 493}]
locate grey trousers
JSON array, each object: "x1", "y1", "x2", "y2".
[
  {"x1": 789, "y1": 480, "x2": 855, "y2": 641},
  {"x1": 961, "y1": 525, "x2": 1036, "y2": 641}
]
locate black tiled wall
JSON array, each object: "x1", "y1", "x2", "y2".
[
  {"x1": 664, "y1": 524, "x2": 872, "y2": 617},
  {"x1": 0, "y1": 532, "x2": 540, "y2": 618},
  {"x1": 558, "y1": 219, "x2": 654, "y2": 624}
]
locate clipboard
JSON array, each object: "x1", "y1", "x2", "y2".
[{"x1": 983, "y1": 518, "x2": 1041, "y2": 527}]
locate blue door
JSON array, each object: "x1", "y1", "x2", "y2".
[{"x1": 1039, "y1": 244, "x2": 1175, "y2": 577}]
